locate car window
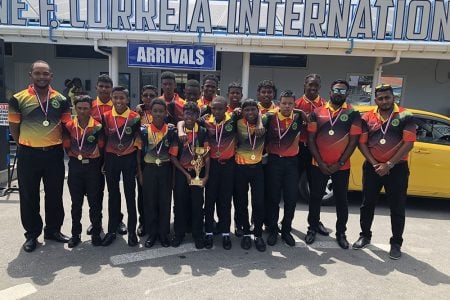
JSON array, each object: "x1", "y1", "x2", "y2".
[{"x1": 415, "y1": 117, "x2": 450, "y2": 146}]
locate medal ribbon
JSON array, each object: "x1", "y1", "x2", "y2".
[
  {"x1": 75, "y1": 118, "x2": 88, "y2": 153},
  {"x1": 151, "y1": 127, "x2": 165, "y2": 157},
  {"x1": 327, "y1": 107, "x2": 344, "y2": 129},
  {"x1": 276, "y1": 115, "x2": 293, "y2": 142},
  {"x1": 304, "y1": 96, "x2": 322, "y2": 110},
  {"x1": 32, "y1": 87, "x2": 50, "y2": 120},
  {"x1": 246, "y1": 123, "x2": 257, "y2": 152},
  {"x1": 185, "y1": 127, "x2": 196, "y2": 157},
  {"x1": 113, "y1": 114, "x2": 130, "y2": 145},
  {"x1": 380, "y1": 109, "x2": 395, "y2": 137},
  {"x1": 215, "y1": 120, "x2": 225, "y2": 153}
]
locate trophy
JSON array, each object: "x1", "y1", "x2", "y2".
[{"x1": 190, "y1": 146, "x2": 210, "y2": 186}]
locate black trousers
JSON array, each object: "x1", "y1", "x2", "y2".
[
  {"x1": 266, "y1": 155, "x2": 299, "y2": 233},
  {"x1": 360, "y1": 161, "x2": 409, "y2": 246},
  {"x1": 143, "y1": 163, "x2": 172, "y2": 237},
  {"x1": 234, "y1": 164, "x2": 265, "y2": 237},
  {"x1": 298, "y1": 143, "x2": 313, "y2": 200},
  {"x1": 205, "y1": 158, "x2": 234, "y2": 234},
  {"x1": 308, "y1": 166, "x2": 350, "y2": 235},
  {"x1": 173, "y1": 168, "x2": 204, "y2": 239},
  {"x1": 17, "y1": 146, "x2": 65, "y2": 239},
  {"x1": 104, "y1": 152, "x2": 137, "y2": 234},
  {"x1": 67, "y1": 157, "x2": 102, "y2": 236},
  {"x1": 136, "y1": 162, "x2": 145, "y2": 227}
]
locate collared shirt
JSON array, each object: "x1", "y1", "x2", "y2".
[
  {"x1": 265, "y1": 110, "x2": 307, "y2": 157},
  {"x1": 295, "y1": 95, "x2": 326, "y2": 116},
  {"x1": 308, "y1": 102, "x2": 362, "y2": 170},
  {"x1": 63, "y1": 116, "x2": 104, "y2": 159},
  {"x1": 169, "y1": 123, "x2": 209, "y2": 169},
  {"x1": 158, "y1": 93, "x2": 186, "y2": 124},
  {"x1": 140, "y1": 110, "x2": 153, "y2": 126},
  {"x1": 360, "y1": 104, "x2": 416, "y2": 163},
  {"x1": 258, "y1": 101, "x2": 278, "y2": 115},
  {"x1": 8, "y1": 85, "x2": 71, "y2": 147},
  {"x1": 197, "y1": 96, "x2": 214, "y2": 110},
  {"x1": 141, "y1": 122, "x2": 177, "y2": 164},
  {"x1": 91, "y1": 97, "x2": 113, "y2": 123},
  {"x1": 235, "y1": 118, "x2": 266, "y2": 164},
  {"x1": 200, "y1": 112, "x2": 237, "y2": 161},
  {"x1": 103, "y1": 107, "x2": 141, "y2": 155}
]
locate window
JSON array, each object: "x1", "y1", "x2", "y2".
[
  {"x1": 250, "y1": 53, "x2": 307, "y2": 68},
  {"x1": 56, "y1": 45, "x2": 108, "y2": 59},
  {"x1": 347, "y1": 75, "x2": 405, "y2": 105},
  {"x1": 415, "y1": 116, "x2": 450, "y2": 145}
]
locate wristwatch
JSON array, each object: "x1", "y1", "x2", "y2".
[{"x1": 386, "y1": 161, "x2": 394, "y2": 169}]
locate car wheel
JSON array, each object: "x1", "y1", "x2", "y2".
[{"x1": 299, "y1": 173, "x2": 336, "y2": 206}]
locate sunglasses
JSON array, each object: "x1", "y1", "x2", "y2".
[
  {"x1": 376, "y1": 83, "x2": 392, "y2": 89},
  {"x1": 331, "y1": 88, "x2": 348, "y2": 95}
]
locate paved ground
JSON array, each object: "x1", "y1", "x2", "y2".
[{"x1": 0, "y1": 178, "x2": 449, "y2": 299}]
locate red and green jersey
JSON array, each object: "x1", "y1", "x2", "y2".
[
  {"x1": 169, "y1": 124, "x2": 209, "y2": 169},
  {"x1": 8, "y1": 85, "x2": 71, "y2": 147},
  {"x1": 265, "y1": 111, "x2": 307, "y2": 157},
  {"x1": 200, "y1": 113, "x2": 237, "y2": 161},
  {"x1": 308, "y1": 102, "x2": 362, "y2": 170},
  {"x1": 103, "y1": 107, "x2": 141, "y2": 155},
  {"x1": 197, "y1": 96, "x2": 213, "y2": 110},
  {"x1": 141, "y1": 123, "x2": 177, "y2": 164},
  {"x1": 295, "y1": 95, "x2": 326, "y2": 116},
  {"x1": 360, "y1": 105, "x2": 416, "y2": 163},
  {"x1": 258, "y1": 101, "x2": 278, "y2": 115},
  {"x1": 235, "y1": 118, "x2": 266, "y2": 164},
  {"x1": 91, "y1": 97, "x2": 113, "y2": 123},
  {"x1": 63, "y1": 116, "x2": 104, "y2": 159},
  {"x1": 158, "y1": 93, "x2": 185, "y2": 124}
]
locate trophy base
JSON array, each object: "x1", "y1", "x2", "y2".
[{"x1": 190, "y1": 178, "x2": 204, "y2": 186}]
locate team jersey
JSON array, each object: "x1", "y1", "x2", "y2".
[
  {"x1": 103, "y1": 107, "x2": 141, "y2": 155},
  {"x1": 63, "y1": 116, "x2": 104, "y2": 159},
  {"x1": 360, "y1": 104, "x2": 416, "y2": 163},
  {"x1": 235, "y1": 118, "x2": 266, "y2": 164},
  {"x1": 158, "y1": 93, "x2": 185, "y2": 124},
  {"x1": 265, "y1": 111, "x2": 307, "y2": 157},
  {"x1": 308, "y1": 102, "x2": 362, "y2": 170},
  {"x1": 169, "y1": 123, "x2": 209, "y2": 169},
  {"x1": 141, "y1": 123, "x2": 177, "y2": 164},
  {"x1": 258, "y1": 101, "x2": 278, "y2": 115},
  {"x1": 295, "y1": 95, "x2": 326, "y2": 116},
  {"x1": 200, "y1": 113, "x2": 237, "y2": 161},
  {"x1": 8, "y1": 85, "x2": 71, "y2": 147},
  {"x1": 91, "y1": 97, "x2": 113, "y2": 123}
]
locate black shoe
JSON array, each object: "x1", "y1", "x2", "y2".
[
  {"x1": 352, "y1": 236, "x2": 371, "y2": 250},
  {"x1": 128, "y1": 233, "x2": 138, "y2": 247},
  {"x1": 336, "y1": 234, "x2": 349, "y2": 249},
  {"x1": 23, "y1": 238, "x2": 37, "y2": 253},
  {"x1": 267, "y1": 232, "x2": 278, "y2": 246},
  {"x1": 91, "y1": 234, "x2": 103, "y2": 246},
  {"x1": 68, "y1": 235, "x2": 81, "y2": 248},
  {"x1": 222, "y1": 235, "x2": 232, "y2": 250},
  {"x1": 305, "y1": 230, "x2": 316, "y2": 245},
  {"x1": 44, "y1": 232, "x2": 70, "y2": 243},
  {"x1": 317, "y1": 222, "x2": 330, "y2": 236},
  {"x1": 204, "y1": 235, "x2": 213, "y2": 249},
  {"x1": 137, "y1": 224, "x2": 146, "y2": 237},
  {"x1": 235, "y1": 227, "x2": 244, "y2": 238},
  {"x1": 86, "y1": 224, "x2": 93, "y2": 236},
  {"x1": 241, "y1": 236, "x2": 252, "y2": 250},
  {"x1": 117, "y1": 222, "x2": 127, "y2": 235},
  {"x1": 281, "y1": 232, "x2": 296, "y2": 247},
  {"x1": 194, "y1": 238, "x2": 205, "y2": 249},
  {"x1": 171, "y1": 235, "x2": 183, "y2": 247},
  {"x1": 254, "y1": 237, "x2": 266, "y2": 252},
  {"x1": 160, "y1": 235, "x2": 170, "y2": 247},
  {"x1": 145, "y1": 235, "x2": 157, "y2": 248},
  {"x1": 389, "y1": 244, "x2": 402, "y2": 260},
  {"x1": 102, "y1": 233, "x2": 116, "y2": 246}
]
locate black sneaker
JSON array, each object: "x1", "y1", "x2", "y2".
[
  {"x1": 91, "y1": 234, "x2": 102, "y2": 246},
  {"x1": 194, "y1": 237, "x2": 205, "y2": 249},
  {"x1": 171, "y1": 235, "x2": 183, "y2": 248},
  {"x1": 305, "y1": 230, "x2": 316, "y2": 245},
  {"x1": 222, "y1": 235, "x2": 232, "y2": 250},
  {"x1": 281, "y1": 232, "x2": 296, "y2": 247},
  {"x1": 267, "y1": 232, "x2": 278, "y2": 246},
  {"x1": 254, "y1": 237, "x2": 266, "y2": 252},
  {"x1": 241, "y1": 236, "x2": 252, "y2": 250},
  {"x1": 68, "y1": 235, "x2": 81, "y2": 248},
  {"x1": 204, "y1": 234, "x2": 213, "y2": 249},
  {"x1": 389, "y1": 244, "x2": 402, "y2": 260},
  {"x1": 352, "y1": 236, "x2": 371, "y2": 250}
]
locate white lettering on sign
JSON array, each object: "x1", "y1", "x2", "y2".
[
  {"x1": 0, "y1": 0, "x2": 449, "y2": 41},
  {"x1": 136, "y1": 46, "x2": 205, "y2": 66}
]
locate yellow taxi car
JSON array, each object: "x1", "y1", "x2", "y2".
[{"x1": 299, "y1": 106, "x2": 450, "y2": 204}]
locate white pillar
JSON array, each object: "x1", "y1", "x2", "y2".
[
  {"x1": 241, "y1": 52, "x2": 250, "y2": 99},
  {"x1": 111, "y1": 47, "x2": 119, "y2": 86},
  {"x1": 371, "y1": 57, "x2": 383, "y2": 104}
]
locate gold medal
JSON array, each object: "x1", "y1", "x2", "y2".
[
  {"x1": 155, "y1": 158, "x2": 161, "y2": 166},
  {"x1": 251, "y1": 154, "x2": 256, "y2": 160},
  {"x1": 328, "y1": 130, "x2": 335, "y2": 136},
  {"x1": 117, "y1": 143, "x2": 124, "y2": 150},
  {"x1": 77, "y1": 154, "x2": 83, "y2": 161},
  {"x1": 380, "y1": 138, "x2": 386, "y2": 145},
  {"x1": 215, "y1": 151, "x2": 221, "y2": 158},
  {"x1": 190, "y1": 160, "x2": 196, "y2": 166},
  {"x1": 43, "y1": 120, "x2": 50, "y2": 127}
]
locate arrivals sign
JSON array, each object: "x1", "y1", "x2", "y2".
[
  {"x1": 0, "y1": 0, "x2": 449, "y2": 42},
  {"x1": 128, "y1": 43, "x2": 216, "y2": 71}
]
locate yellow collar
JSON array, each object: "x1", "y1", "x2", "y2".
[
  {"x1": 277, "y1": 111, "x2": 293, "y2": 121},
  {"x1": 185, "y1": 123, "x2": 199, "y2": 133},
  {"x1": 374, "y1": 104, "x2": 400, "y2": 121},
  {"x1": 96, "y1": 97, "x2": 113, "y2": 107},
  {"x1": 74, "y1": 116, "x2": 95, "y2": 129},
  {"x1": 112, "y1": 107, "x2": 130, "y2": 118},
  {"x1": 258, "y1": 102, "x2": 276, "y2": 111},
  {"x1": 325, "y1": 101, "x2": 348, "y2": 112},
  {"x1": 208, "y1": 112, "x2": 231, "y2": 124}
]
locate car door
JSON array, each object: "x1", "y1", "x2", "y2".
[{"x1": 408, "y1": 115, "x2": 450, "y2": 198}]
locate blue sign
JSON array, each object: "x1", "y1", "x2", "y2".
[{"x1": 128, "y1": 43, "x2": 216, "y2": 71}]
